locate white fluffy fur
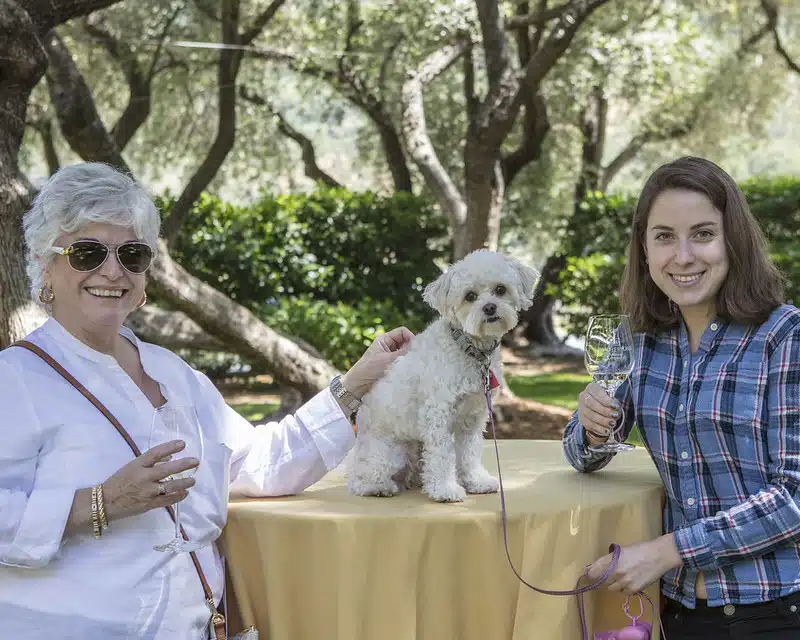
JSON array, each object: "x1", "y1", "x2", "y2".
[{"x1": 347, "y1": 250, "x2": 539, "y2": 502}]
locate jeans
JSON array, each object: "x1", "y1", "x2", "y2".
[{"x1": 661, "y1": 591, "x2": 800, "y2": 639}]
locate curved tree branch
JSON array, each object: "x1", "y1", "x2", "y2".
[
  {"x1": 760, "y1": 0, "x2": 800, "y2": 74},
  {"x1": 600, "y1": 9, "x2": 776, "y2": 191},
  {"x1": 241, "y1": 0, "x2": 286, "y2": 45},
  {"x1": 475, "y1": 0, "x2": 512, "y2": 93},
  {"x1": 501, "y1": 90, "x2": 550, "y2": 188},
  {"x1": 401, "y1": 38, "x2": 470, "y2": 230},
  {"x1": 378, "y1": 34, "x2": 404, "y2": 97},
  {"x1": 83, "y1": 8, "x2": 179, "y2": 151},
  {"x1": 26, "y1": 0, "x2": 122, "y2": 34},
  {"x1": 501, "y1": 0, "x2": 551, "y2": 188},
  {"x1": 162, "y1": 0, "x2": 288, "y2": 242},
  {"x1": 240, "y1": 86, "x2": 341, "y2": 187},
  {"x1": 249, "y1": 46, "x2": 413, "y2": 192},
  {"x1": 38, "y1": 119, "x2": 61, "y2": 175},
  {"x1": 43, "y1": 30, "x2": 130, "y2": 172},
  {"x1": 504, "y1": 2, "x2": 571, "y2": 29},
  {"x1": 521, "y1": 0, "x2": 611, "y2": 91}
]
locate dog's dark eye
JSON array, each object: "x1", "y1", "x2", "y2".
[
  {"x1": 465, "y1": 291, "x2": 477, "y2": 302},
  {"x1": 495, "y1": 285, "x2": 507, "y2": 296}
]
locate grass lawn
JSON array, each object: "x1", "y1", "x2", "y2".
[
  {"x1": 508, "y1": 372, "x2": 643, "y2": 446},
  {"x1": 507, "y1": 372, "x2": 590, "y2": 411},
  {"x1": 230, "y1": 401, "x2": 280, "y2": 422}
]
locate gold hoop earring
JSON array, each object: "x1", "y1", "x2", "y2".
[
  {"x1": 136, "y1": 292, "x2": 147, "y2": 309},
  {"x1": 39, "y1": 286, "x2": 55, "y2": 304}
]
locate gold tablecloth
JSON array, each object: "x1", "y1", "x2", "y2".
[{"x1": 222, "y1": 440, "x2": 665, "y2": 640}]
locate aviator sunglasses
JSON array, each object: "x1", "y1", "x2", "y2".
[{"x1": 50, "y1": 240, "x2": 154, "y2": 274}]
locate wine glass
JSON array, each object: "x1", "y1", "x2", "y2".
[
  {"x1": 584, "y1": 314, "x2": 636, "y2": 453},
  {"x1": 149, "y1": 404, "x2": 205, "y2": 553}
]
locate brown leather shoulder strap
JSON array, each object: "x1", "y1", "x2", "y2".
[
  {"x1": 9, "y1": 340, "x2": 226, "y2": 640},
  {"x1": 14, "y1": 341, "x2": 143, "y2": 455}
]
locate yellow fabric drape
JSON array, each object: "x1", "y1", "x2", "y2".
[{"x1": 222, "y1": 440, "x2": 664, "y2": 640}]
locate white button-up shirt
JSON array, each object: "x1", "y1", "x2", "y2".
[{"x1": 0, "y1": 318, "x2": 355, "y2": 638}]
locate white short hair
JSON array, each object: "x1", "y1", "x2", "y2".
[{"x1": 23, "y1": 163, "x2": 161, "y2": 306}]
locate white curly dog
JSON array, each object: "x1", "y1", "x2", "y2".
[{"x1": 347, "y1": 249, "x2": 539, "y2": 503}]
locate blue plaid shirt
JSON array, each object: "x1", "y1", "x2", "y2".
[{"x1": 563, "y1": 304, "x2": 800, "y2": 608}]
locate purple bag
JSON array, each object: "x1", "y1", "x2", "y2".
[{"x1": 585, "y1": 593, "x2": 654, "y2": 640}]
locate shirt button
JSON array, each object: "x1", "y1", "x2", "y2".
[
  {"x1": 679, "y1": 404, "x2": 684, "y2": 411},
  {"x1": 687, "y1": 497, "x2": 696, "y2": 506},
  {"x1": 723, "y1": 604, "x2": 736, "y2": 616},
  {"x1": 681, "y1": 451, "x2": 689, "y2": 460},
  {"x1": 684, "y1": 359, "x2": 688, "y2": 366},
  {"x1": 710, "y1": 323, "x2": 718, "y2": 331},
  {"x1": 791, "y1": 604, "x2": 798, "y2": 613}
]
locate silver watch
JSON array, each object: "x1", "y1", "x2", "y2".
[{"x1": 329, "y1": 374, "x2": 361, "y2": 421}]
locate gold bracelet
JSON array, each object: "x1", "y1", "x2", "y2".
[
  {"x1": 91, "y1": 485, "x2": 101, "y2": 539},
  {"x1": 97, "y1": 484, "x2": 109, "y2": 531}
]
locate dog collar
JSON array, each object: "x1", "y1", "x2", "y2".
[{"x1": 449, "y1": 326, "x2": 500, "y2": 392}]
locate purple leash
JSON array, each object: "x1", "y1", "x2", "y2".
[{"x1": 484, "y1": 386, "x2": 665, "y2": 640}]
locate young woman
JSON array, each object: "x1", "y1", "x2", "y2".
[{"x1": 562, "y1": 156, "x2": 800, "y2": 638}]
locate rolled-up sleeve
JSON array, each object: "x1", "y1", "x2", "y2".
[
  {"x1": 0, "y1": 360, "x2": 74, "y2": 569},
  {"x1": 561, "y1": 379, "x2": 635, "y2": 473},
  {"x1": 194, "y1": 372, "x2": 355, "y2": 498}
]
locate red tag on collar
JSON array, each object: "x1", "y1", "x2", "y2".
[{"x1": 489, "y1": 369, "x2": 500, "y2": 389}]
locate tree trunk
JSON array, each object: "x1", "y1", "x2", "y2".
[
  {"x1": 520, "y1": 253, "x2": 566, "y2": 346},
  {"x1": 375, "y1": 119, "x2": 413, "y2": 193},
  {"x1": 0, "y1": 176, "x2": 48, "y2": 348},
  {"x1": 0, "y1": 2, "x2": 53, "y2": 347},
  {"x1": 148, "y1": 241, "x2": 337, "y2": 400},
  {"x1": 126, "y1": 305, "x2": 325, "y2": 361},
  {"x1": 460, "y1": 151, "x2": 504, "y2": 258}
]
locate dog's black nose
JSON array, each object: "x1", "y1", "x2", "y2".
[{"x1": 483, "y1": 303, "x2": 497, "y2": 316}]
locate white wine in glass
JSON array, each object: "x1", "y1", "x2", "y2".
[
  {"x1": 150, "y1": 404, "x2": 205, "y2": 553},
  {"x1": 584, "y1": 314, "x2": 636, "y2": 453}
]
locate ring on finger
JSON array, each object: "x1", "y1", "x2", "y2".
[{"x1": 157, "y1": 481, "x2": 167, "y2": 496}]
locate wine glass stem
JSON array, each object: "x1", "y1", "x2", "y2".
[
  {"x1": 606, "y1": 387, "x2": 622, "y2": 440},
  {"x1": 174, "y1": 500, "x2": 182, "y2": 541}
]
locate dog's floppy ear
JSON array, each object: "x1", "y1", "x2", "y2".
[
  {"x1": 423, "y1": 267, "x2": 454, "y2": 315},
  {"x1": 509, "y1": 257, "x2": 540, "y2": 311}
]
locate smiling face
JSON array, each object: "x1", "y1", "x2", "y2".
[
  {"x1": 644, "y1": 189, "x2": 729, "y2": 323},
  {"x1": 423, "y1": 250, "x2": 539, "y2": 342},
  {"x1": 45, "y1": 222, "x2": 148, "y2": 335}
]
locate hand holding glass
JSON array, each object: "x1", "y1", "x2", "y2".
[
  {"x1": 584, "y1": 314, "x2": 636, "y2": 453},
  {"x1": 149, "y1": 404, "x2": 204, "y2": 553}
]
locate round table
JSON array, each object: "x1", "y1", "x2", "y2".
[{"x1": 221, "y1": 440, "x2": 665, "y2": 640}]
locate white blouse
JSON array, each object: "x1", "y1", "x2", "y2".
[{"x1": 0, "y1": 318, "x2": 355, "y2": 638}]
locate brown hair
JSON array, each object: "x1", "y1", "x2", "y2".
[{"x1": 619, "y1": 156, "x2": 784, "y2": 333}]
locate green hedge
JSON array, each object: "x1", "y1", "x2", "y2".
[
  {"x1": 259, "y1": 295, "x2": 427, "y2": 370},
  {"x1": 167, "y1": 187, "x2": 447, "y2": 317},
  {"x1": 161, "y1": 187, "x2": 447, "y2": 373},
  {"x1": 554, "y1": 177, "x2": 800, "y2": 337}
]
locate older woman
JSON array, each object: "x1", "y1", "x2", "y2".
[{"x1": 0, "y1": 162, "x2": 413, "y2": 638}]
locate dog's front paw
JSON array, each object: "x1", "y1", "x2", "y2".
[
  {"x1": 462, "y1": 473, "x2": 499, "y2": 494},
  {"x1": 425, "y1": 481, "x2": 467, "y2": 503},
  {"x1": 348, "y1": 478, "x2": 401, "y2": 498}
]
